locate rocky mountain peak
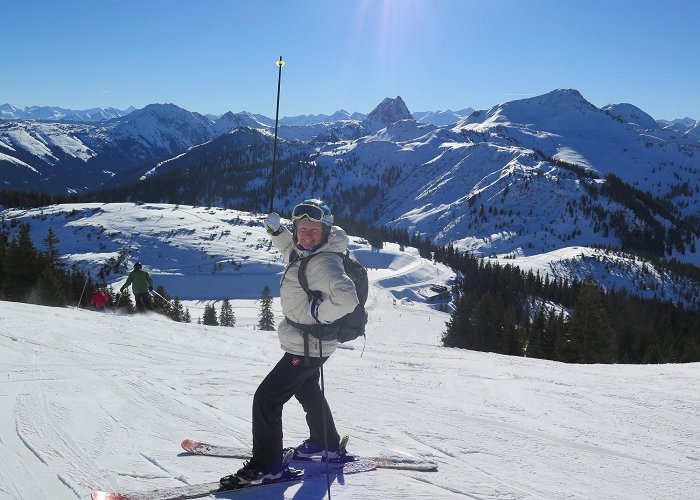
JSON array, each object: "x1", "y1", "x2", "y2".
[{"x1": 364, "y1": 96, "x2": 413, "y2": 131}]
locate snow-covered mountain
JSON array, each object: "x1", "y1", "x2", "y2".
[
  {"x1": 658, "y1": 117, "x2": 697, "y2": 128},
  {"x1": 601, "y1": 102, "x2": 659, "y2": 130},
  {"x1": 0, "y1": 201, "x2": 698, "y2": 499},
  {"x1": 0, "y1": 103, "x2": 135, "y2": 121},
  {"x1": 0, "y1": 100, "x2": 381, "y2": 193},
  {"x1": 280, "y1": 109, "x2": 364, "y2": 126},
  {"x1": 140, "y1": 127, "x2": 278, "y2": 181},
  {"x1": 263, "y1": 89, "x2": 697, "y2": 267},
  {"x1": 2, "y1": 91, "x2": 700, "y2": 274},
  {"x1": 111, "y1": 104, "x2": 214, "y2": 153},
  {"x1": 363, "y1": 96, "x2": 413, "y2": 132},
  {"x1": 0, "y1": 104, "x2": 224, "y2": 193},
  {"x1": 456, "y1": 89, "x2": 699, "y2": 211},
  {"x1": 212, "y1": 111, "x2": 272, "y2": 135},
  {"x1": 413, "y1": 107, "x2": 475, "y2": 126}
]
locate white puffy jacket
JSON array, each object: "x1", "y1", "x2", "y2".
[{"x1": 272, "y1": 225, "x2": 359, "y2": 357}]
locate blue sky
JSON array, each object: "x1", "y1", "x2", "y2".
[{"x1": 2, "y1": 0, "x2": 698, "y2": 120}]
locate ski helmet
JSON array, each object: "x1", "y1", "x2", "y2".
[
  {"x1": 291, "y1": 199, "x2": 333, "y2": 227},
  {"x1": 292, "y1": 199, "x2": 333, "y2": 246},
  {"x1": 134, "y1": 262, "x2": 142, "y2": 270}
]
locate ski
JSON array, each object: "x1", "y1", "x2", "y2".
[
  {"x1": 181, "y1": 438, "x2": 438, "y2": 472},
  {"x1": 92, "y1": 458, "x2": 376, "y2": 500}
]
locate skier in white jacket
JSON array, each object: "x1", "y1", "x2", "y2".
[{"x1": 221, "y1": 199, "x2": 359, "y2": 487}]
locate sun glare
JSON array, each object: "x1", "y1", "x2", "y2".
[{"x1": 355, "y1": 0, "x2": 431, "y2": 64}]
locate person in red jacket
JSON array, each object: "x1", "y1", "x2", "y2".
[{"x1": 90, "y1": 289, "x2": 109, "y2": 310}]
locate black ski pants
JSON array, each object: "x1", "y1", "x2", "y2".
[
  {"x1": 251, "y1": 352, "x2": 340, "y2": 470},
  {"x1": 134, "y1": 292, "x2": 152, "y2": 312}
]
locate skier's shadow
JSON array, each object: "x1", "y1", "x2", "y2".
[
  {"x1": 216, "y1": 466, "x2": 343, "y2": 500},
  {"x1": 292, "y1": 467, "x2": 344, "y2": 499}
]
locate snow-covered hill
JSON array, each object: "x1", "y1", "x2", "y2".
[
  {"x1": 1, "y1": 203, "x2": 282, "y2": 304},
  {"x1": 3, "y1": 201, "x2": 699, "y2": 327},
  {"x1": 1, "y1": 234, "x2": 697, "y2": 499},
  {"x1": 491, "y1": 246, "x2": 700, "y2": 309}
]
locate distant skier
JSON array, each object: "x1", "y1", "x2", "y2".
[
  {"x1": 220, "y1": 199, "x2": 359, "y2": 487},
  {"x1": 119, "y1": 262, "x2": 154, "y2": 312},
  {"x1": 89, "y1": 289, "x2": 109, "y2": 310}
]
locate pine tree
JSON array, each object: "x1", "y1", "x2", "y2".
[
  {"x1": 170, "y1": 297, "x2": 184, "y2": 322},
  {"x1": 0, "y1": 229, "x2": 6, "y2": 293},
  {"x1": 258, "y1": 286, "x2": 275, "y2": 331},
  {"x1": 442, "y1": 294, "x2": 476, "y2": 349},
  {"x1": 152, "y1": 285, "x2": 172, "y2": 317},
  {"x1": 545, "y1": 310, "x2": 565, "y2": 361},
  {"x1": 219, "y1": 298, "x2": 235, "y2": 327},
  {"x1": 472, "y1": 292, "x2": 501, "y2": 352},
  {"x1": 499, "y1": 306, "x2": 523, "y2": 356},
  {"x1": 30, "y1": 267, "x2": 71, "y2": 306},
  {"x1": 3, "y1": 223, "x2": 40, "y2": 300},
  {"x1": 567, "y1": 277, "x2": 617, "y2": 363},
  {"x1": 183, "y1": 307, "x2": 192, "y2": 323},
  {"x1": 203, "y1": 303, "x2": 219, "y2": 326},
  {"x1": 442, "y1": 295, "x2": 469, "y2": 348},
  {"x1": 527, "y1": 308, "x2": 547, "y2": 359},
  {"x1": 41, "y1": 227, "x2": 62, "y2": 269}
]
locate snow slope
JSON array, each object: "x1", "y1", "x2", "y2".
[{"x1": 1, "y1": 235, "x2": 698, "y2": 499}]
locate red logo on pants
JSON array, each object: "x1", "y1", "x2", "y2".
[{"x1": 291, "y1": 357, "x2": 301, "y2": 366}]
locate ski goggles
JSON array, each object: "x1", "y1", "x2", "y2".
[{"x1": 292, "y1": 203, "x2": 333, "y2": 225}]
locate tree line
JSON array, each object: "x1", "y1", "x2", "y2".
[
  {"x1": 437, "y1": 247, "x2": 700, "y2": 363},
  {"x1": 0, "y1": 222, "x2": 278, "y2": 331},
  {"x1": 0, "y1": 223, "x2": 87, "y2": 307},
  {"x1": 3, "y1": 192, "x2": 698, "y2": 363}
]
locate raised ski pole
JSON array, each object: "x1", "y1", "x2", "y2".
[{"x1": 268, "y1": 56, "x2": 284, "y2": 213}]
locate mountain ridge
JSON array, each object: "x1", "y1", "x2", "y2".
[{"x1": 2, "y1": 90, "x2": 699, "y2": 271}]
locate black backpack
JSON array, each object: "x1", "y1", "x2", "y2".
[{"x1": 291, "y1": 250, "x2": 368, "y2": 343}]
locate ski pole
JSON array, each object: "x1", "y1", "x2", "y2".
[
  {"x1": 77, "y1": 272, "x2": 89, "y2": 309},
  {"x1": 114, "y1": 293, "x2": 122, "y2": 314},
  {"x1": 269, "y1": 56, "x2": 284, "y2": 213},
  {"x1": 151, "y1": 289, "x2": 168, "y2": 302},
  {"x1": 318, "y1": 339, "x2": 332, "y2": 500}
]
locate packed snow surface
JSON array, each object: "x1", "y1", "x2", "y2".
[{"x1": 1, "y1": 235, "x2": 698, "y2": 499}]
